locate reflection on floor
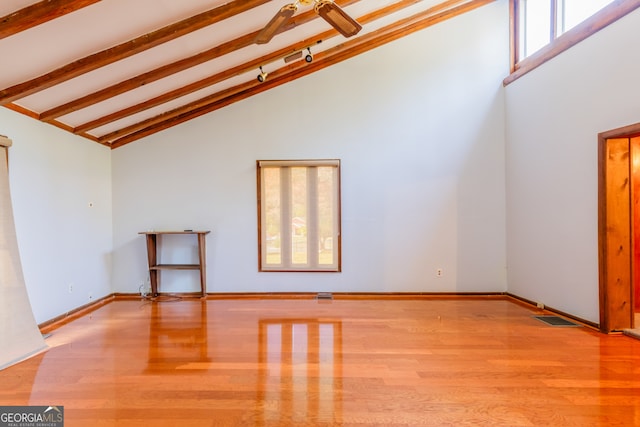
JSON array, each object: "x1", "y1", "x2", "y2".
[
  {"x1": 258, "y1": 318, "x2": 342, "y2": 425},
  {"x1": 1, "y1": 297, "x2": 640, "y2": 426}
]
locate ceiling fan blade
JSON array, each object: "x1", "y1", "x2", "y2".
[
  {"x1": 314, "y1": 0, "x2": 362, "y2": 38},
  {"x1": 255, "y1": 3, "x2": 297, "y2": 44}
]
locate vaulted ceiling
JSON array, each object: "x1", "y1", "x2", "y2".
[{"x1": 0, "y1": 0, "x2": 494, "y2": 148}]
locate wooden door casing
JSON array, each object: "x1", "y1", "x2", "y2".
[
  {"x1": 598, "y1": 127, "x2": 640, "y2": 332},
  {"x1": 599, "y1": 137, "x2": 633, "y2": 332},
  {"x1": 633, "y1": 136, "x2": 640, "y2": 314}
]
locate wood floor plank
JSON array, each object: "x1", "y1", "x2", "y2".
[{"x1": 1, "y1": 298, "x2": 640, "y2": 426}]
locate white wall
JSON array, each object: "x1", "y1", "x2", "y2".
[
  {"x1": 6, "y1": 0, "x2": 638, "y2": 326},
  {"x1": 0, "y1": 108, "x2": 112, "y2": 324},
  {"x1": 112, "y1": 2, "x2": 508, "y2": 295},
  {"x1": 505, "y1": 8, "x2": 640, "y2": 322}
]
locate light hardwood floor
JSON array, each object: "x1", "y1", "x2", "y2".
[{"x1": 2, "y1": 297, "x2": 640, "y2": 426}]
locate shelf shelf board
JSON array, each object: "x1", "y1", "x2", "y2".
[
  {"x1": 139, "y1": 231, "x2": 210, "y2": 235},
  {"x1": 150, "y1": 264, "x2": 201, "y2": 270}
]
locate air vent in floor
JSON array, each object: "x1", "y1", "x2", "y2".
[{"x1": 533, "y1": 315, "x2": 580, "y2": 327}]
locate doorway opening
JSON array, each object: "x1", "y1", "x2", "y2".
[{"x1": 598, "y1": 123, "x2": 640, "y2": 333}]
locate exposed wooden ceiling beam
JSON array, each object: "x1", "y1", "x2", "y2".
[
  {"x1": 109, "y1": 0, "x2": 495, "y2": 148},
  {"x1": 39, "y1": 0, "x2": 361, "y2": 122},
  {"x1": 75, "y1": 0, "x2": 436, "y2": 134},
  {"x1": 73, "y1": 37, "x2": 328, "y2": 134},
  {"x1": 0, "y1": 0, "x2": 270, "y2": 105},
  {"x1": 0, "y1": 0, "x2": 100, "y2": 40}
]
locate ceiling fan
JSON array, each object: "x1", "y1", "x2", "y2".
[{"x1": 255, "y1": 0, "x2": 362, "y2": 45}]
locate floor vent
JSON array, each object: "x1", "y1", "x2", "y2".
[
  {"x1": 317, "y1": 292, "x2": 333, "y2": 300},
  {"x1": 533, "y1": 315, "x2": 580, "y2": 327}
]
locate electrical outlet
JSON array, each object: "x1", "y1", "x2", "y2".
[
  {"x1": 68, "y1": 283, "x2": 73, "y2": 293},
  {"x1": 436, "y1": 268, "x2": 443, "y2": 277}
]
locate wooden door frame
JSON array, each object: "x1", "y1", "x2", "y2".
[{"x1": 598, "y1": 123, "x2": 640, "y2": 332}]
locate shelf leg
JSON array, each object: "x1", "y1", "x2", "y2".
[
  {"x1": 198, "y1": 233, "x2": 207, "y2": 297},
  {"x1": 145, "y1": 234, "x2": 159, "y2": 297}
]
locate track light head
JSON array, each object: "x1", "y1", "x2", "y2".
[
  {"x1": 257, "y1": 66, "x2": 268, "y2": 83},
  {"x1": 305, "y1": 47, "x2": 313, "y2": 63}
]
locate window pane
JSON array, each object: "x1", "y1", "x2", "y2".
[
  {"x1": 561, "y1": 0, "x2": 614, "y2": 33},
  {"x1": 264, "y1": 168, "x2": 281, "y2": 265},
  {"x1": 317, "y1": 167, "x2": 335, "y2": 266},
  {"x1": 290, "y1": 167, "x2": 307, "y2": 265},
  {"x1": 521, "y1": 0, "x2": 552, "y2": 58}
]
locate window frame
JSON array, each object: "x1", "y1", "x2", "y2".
[
  {"x1": 506, "y1": 0, "x2": 640, "y2": 85},
  {"x1": 256, "y1": 159, "x2": 342, "y2": 273}
]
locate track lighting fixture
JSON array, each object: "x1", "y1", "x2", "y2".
[
  {"x1": 257, "y1": 66, "x2": 268, "y2": 83},
  {"x1": 284, "y1": 51, "x2": 303, "y2": 63},
  {"x1": 284, "y1": 41, "x2": 321, "y2": 64}
]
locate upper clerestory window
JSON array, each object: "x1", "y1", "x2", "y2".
[{"x1": 506, "y1": 0, "x2": 639, "y2": 85}]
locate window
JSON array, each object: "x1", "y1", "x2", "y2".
[
  {"x1": 257, "y1": 160, "x2": 341, "y2": 272},
  {"x1": 516, "y1": 0, "x2": 614, "y2": 60},
  {"x1": 507, "y1": 0, "x2": 638, "y2": 84}
]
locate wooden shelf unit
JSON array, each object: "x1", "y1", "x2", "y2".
[{"x1": 139, "y1": 231, "x2": 210, "y2": 297}]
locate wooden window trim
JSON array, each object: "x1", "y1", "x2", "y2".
[{"x1": 505, "y1": 0, "x2": 640, "y2": 86}]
